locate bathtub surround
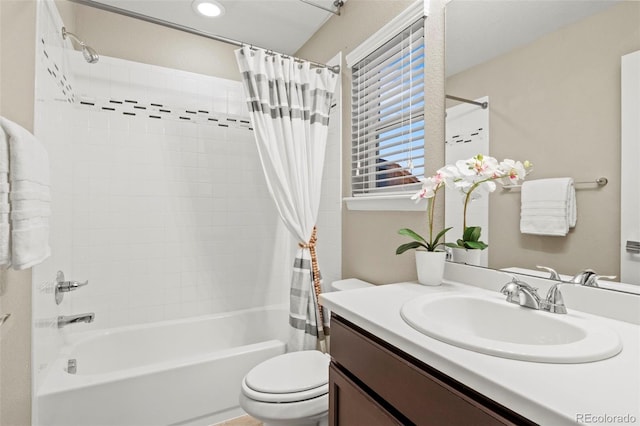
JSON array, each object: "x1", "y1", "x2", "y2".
[
  {"x1": 33, "y1": 47, "x2": 289, "y2": 394},
  {"x1": 235, "y1": 46, "x2": 339, "y2": 352}
]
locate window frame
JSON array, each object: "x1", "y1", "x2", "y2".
[{"x1": 345, "y1": 0, "x2": 429, "y2": 211}]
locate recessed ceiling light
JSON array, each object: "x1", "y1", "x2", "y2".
[{"x1": 192, "y1": 0, "x2": 225, "y2": 17}]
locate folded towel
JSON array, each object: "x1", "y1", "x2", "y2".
[
  {"x1": 11, "y1": 222, "x2": 51, "y2": 270},
  {"x1": 0, "y1": 129, "x2": 8, "y2": 268},
  {"x1": 0, "y1": 127, "x2": 8, "y2": 174},
  {"x1": 0, "y1": 223, "x2": 9, "y2": 267},
  {"x1": 0, "y1": 117, "x2": 50, "y2": 185},
  {"x1": 520, "y1": 178, "x2": 576, "y2": 236},
  {"x1": 0, "y1": 117, "x2": 51, "y2": 269}
]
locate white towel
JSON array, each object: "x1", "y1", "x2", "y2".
[
  {"x1": 0, "y1": 117, "x2": 51, "y2": 269},
  {"x1": 0, "y1": 128, "x2": 9, "y2": 265},
  {"x1": 0, "y1": 127, "x2": 8, "y2": 174},
  {"x1": 520, "y1": 178, "x2": 576, "y2": 236}
]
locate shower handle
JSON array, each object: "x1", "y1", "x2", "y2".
[{"x1": 55, "y1": 271, "x2": 89, "y2": 305}]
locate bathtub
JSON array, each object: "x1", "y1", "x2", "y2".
[{"x1": 37, "y1": 305, "x2": 289, "y2": 426}]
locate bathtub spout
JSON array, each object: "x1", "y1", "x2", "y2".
[{"x1": 58, "y1": 313, "x2": 95, "y2": 328}]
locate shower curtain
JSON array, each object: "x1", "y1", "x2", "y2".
[{"x1": 235, "y1": 46, "x2": 338, "y2": 352}]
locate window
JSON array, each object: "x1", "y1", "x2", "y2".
[{"x1": 351, "y1": 18, "x2": 425, "y2": 196}]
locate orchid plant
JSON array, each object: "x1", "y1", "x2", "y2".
[
  {"x1": 396, "y1": 154, "x2": 531, "y2": 255},
  {"x1": 445, "y1": 154, "x2": 532, "y2": 250},
  {"x1": 396, "y1": 172, "x2": 452, "y2": 254}
]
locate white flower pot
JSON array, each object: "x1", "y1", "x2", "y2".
[
  {"x1": 415, "y1": 251, "x2": 446, "y2": 286},
  {"x1": 450, "y1": 247, "x2": 482, "y2": 266}
]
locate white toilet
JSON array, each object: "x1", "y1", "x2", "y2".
[{"x1": 239, "y1": 279, "x2": 373, "y2": 426}]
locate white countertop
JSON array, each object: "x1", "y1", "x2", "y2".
[{"x1": 321, "y1": 280, "x2": 640, "y2": 426}]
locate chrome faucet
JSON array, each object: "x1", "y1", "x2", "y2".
[
  {"x1": 500, "y1": 276, "x2": 543, "y2": 310},
  {"x1": 500, "y1": 276, "x2": 566, "y2": 314},
  {"x1": 58, "y1": 313, "x2": 95, "y2": 328},
  {"x1": 569, "y1": 269, "x2": 616, "y2": 287},
  {"x1": 545, "y1": 271, "x2": 617, "y2": 314},
  {"x1": 570, "y1": 269, "x2": 597, "y2": 286},
  {"x1": 536, "y1": 265, "x2": 562, "y2": 280}
]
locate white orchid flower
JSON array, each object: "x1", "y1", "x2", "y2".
[
  {"x1": 499, "y1": 159, "x2": 528, "y2": 184},
  {"x1": 411, "y1": 174, "x2": 444, "y2": 201}
]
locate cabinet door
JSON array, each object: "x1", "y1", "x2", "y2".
[
  {"x1": 329, "y1": 364, "x2": 403, "y2": 426},
  {"x1": 331, "y1": 316, "x2": 533, "y2": 426}
]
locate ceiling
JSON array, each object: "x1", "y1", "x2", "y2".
[
  {"x1": 446, "y1": 0, "x2": 621, "y2": 77},
  {"x1": 80, "y1": 0, "x2": 622, "y2": 71},
  {"x1": 85, "y1": 0, "x2": 340, "y2": 55}
]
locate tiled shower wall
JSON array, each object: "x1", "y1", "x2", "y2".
[
  {"x1": 62, "y1": 52, "x2": 291, "y2": 329},
  {"x1": 32, "y1": 0, "x2": 341, "y2": 394}
]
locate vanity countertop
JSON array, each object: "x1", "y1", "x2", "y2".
[{"x1": 320, "y1": 280, "x2": 640, "y2": 426}]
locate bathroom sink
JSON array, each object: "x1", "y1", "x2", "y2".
[{"x1": 400, "y1": 292, "x2": 622, "y2": 363}]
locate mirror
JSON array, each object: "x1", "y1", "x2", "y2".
[{"x1": 445, "y1": 0, "x2": 640, "y2": 292}]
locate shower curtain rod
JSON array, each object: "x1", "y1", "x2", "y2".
[
  {"x1": 67, "y1": 0, "x2": 340, "y2": 73},
  {"x1": 446, "y1": 95, "x2": 488, "y2": 109},
  {"x1": 298, "y1": 0, "x2": 344, "y2": 16}
]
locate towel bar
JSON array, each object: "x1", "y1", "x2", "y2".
[{"x1": 502, "y1": 177, "x2": 608, "y2": 191}]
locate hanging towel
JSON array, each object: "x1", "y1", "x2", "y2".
[
  {"x1": 0, "y1": 126, "x2": 10, "y2": 266},
  {"x1": 0, "y1": 117, "x2": 51, "y2": 269},
  {"x1": 520, "y1": 178, "x2": 576, "y2": 236}
]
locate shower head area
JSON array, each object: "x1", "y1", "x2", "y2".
[{"x1": 61, "y1": 26, "x2": 99, "y2": 63}]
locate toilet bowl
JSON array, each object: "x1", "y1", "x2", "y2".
[{"x1": 239, "y1": 279, "x2": 373, "y2": 426}]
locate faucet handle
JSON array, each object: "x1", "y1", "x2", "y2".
[
  {"x1": 500, "y1": 281, "x2": 520, "y2": 303},
  {"x1": 500, "y1": 275, "x2": 538, "y2": 304},
  {"x1": 502, "y1": 274, "x2": 537, "y2": 291},
  {"x1": 57, "y1": 279, "x2": 89, "y2": 291},
  {"x1": 570, "y1": 269, "x2": 596, "y2": 284},
  {"x1": 536, "y1": 265, "x2": 561, "y2": 280},
  {"x1": 543, "y1": 283, "x2": 568, "y2": 314},
  {"x1": 584, "y1": 274, "x2": 617, "y2": 287},
  {"x1": 55, "y1": 271, "x2": 90, "y2": 305}
]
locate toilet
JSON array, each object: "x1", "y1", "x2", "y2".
[{"x1": 239, "y1": 279, "x2": 373, "y2": 426}]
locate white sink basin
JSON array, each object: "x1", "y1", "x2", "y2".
[{"x1": 400, "y1": 292, "x2": 622, "y2": 363}]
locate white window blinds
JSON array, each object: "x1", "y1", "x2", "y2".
[{"x1": 351, "y1": 18, "x2": 425, "y2": 196}]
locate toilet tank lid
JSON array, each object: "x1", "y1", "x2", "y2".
[{"x1": 331, "y1": 278, "x2": 374, "y2": 291}]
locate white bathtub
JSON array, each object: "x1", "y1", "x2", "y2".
[{"x1": 37, "y1": 306, "x2": 289, "y2": 426}]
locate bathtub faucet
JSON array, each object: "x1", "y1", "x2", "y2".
[{"x1": 58, "y1": 313, "x2": 95, "y2": 328}]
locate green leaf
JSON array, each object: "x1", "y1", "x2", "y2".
[
  {"x1": 462, "y1": 226, "x2": 482, "y2": 242},
  {"x1": 432, "y1": 227, "x2": 453, "y2": 246},
  {"x1": 398, "y1": 228, "x2": 427, "y2": 243},
  {"x1": 396, "y1": 241, "x2": 427, "y2": 255},
  {"x1": 465, "y1": 241, "x2": 488, "y2": 250},
  {"x1": 445, "y1": 242, "x2": 461, "y2": 248}
]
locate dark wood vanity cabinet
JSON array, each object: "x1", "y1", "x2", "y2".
[{"x1": 329, "y1": 315, "x2": 536, "y2": 426}]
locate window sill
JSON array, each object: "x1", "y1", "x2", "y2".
[{"x1": 344, "y1": 194, "x2": 427, "y2": 211}]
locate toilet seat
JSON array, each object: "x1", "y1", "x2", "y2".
[{"x1": 242, "y1": 350, "x2": 330, "y2": 403}]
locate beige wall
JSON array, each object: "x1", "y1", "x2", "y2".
[
  {"x1": 297, "y1": 0, "x2": 446, "y2": 284},
  {"x1": 0, "y1": 1, "x2": 37, "y2": 424},
  {"x1": 447, "y1": 2, "x2": 640, "y2": 277}
]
